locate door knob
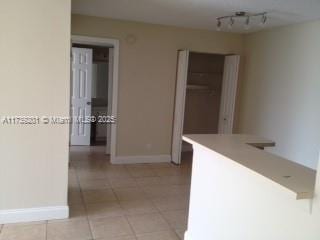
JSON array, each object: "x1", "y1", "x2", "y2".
[{"x1": 87, "y1": 102, "x2": 91, "y2": 105}]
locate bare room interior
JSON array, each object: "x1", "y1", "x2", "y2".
[{"x1": 1, "y1": 1, "x2": 320, "y2": 240}]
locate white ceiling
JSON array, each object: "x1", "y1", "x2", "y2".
[{"x1": 72, "y1": 0, "x2": 320, "y2": 33}]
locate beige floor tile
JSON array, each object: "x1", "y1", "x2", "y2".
[
  {"x1": 154, "y1": 168, "x2": 182, "y2": 177},
  {"x1": 148, "y1": 163, "x2": 176, "y2": 169},
  {"x1": 86, "y1": 201, "x2": 125, "y2": 219},
  {"x1": 127, "y1": 213, "x2": 170, "y2": 234},
  {"x1": 105, "y1": 165, "x2": 128, "y2": 170},
  {"x1": 158, "y1": 176, "x2": 191, "y2": 185},
  {"x1": 152, "y1": 196, "x2": 188, "y2": 212},
  {"x1": 90, "y1": 216, "x2": 133, "y2": 239},
  {"x1": 72, "y1": 156, "x2": 107, "y2": 166},
  {"x1": 77, "y1": 169, "x2": 108, "y2": 180},
  {"x1": 109, "y1": 177, "x2": 138, "y2": 188},
  {"x1": 68, "y1": 204, "x2": 87, "y2": 220},
  {"x1": 68, "y1": 182, "x2": 80, "y2": 192},
  {"x1": 180, "y1": 168, "x2": 192, "y2": 177},
  {"x1": 161, "y1": 210, "x2": 188, "y2": 229},
  {"x1": 82, "y1": 189, "x2": 117, "y2": 204},
  {"x1": 47, "y1": 219, "x2": 92, "y2": 240},
  {"x1": 141, "y1": 186, "x2": 170, "y2": 198},
  {"x1": 175, "y1": 229, "x2": 185, "y2": 239},
  {"x1": 106, "y1": 167, "x2": 131, "y2": 179},
  {"x1": 174, "y1": 226, "x2": 187, "y2": 237},
  {"x1": 68, "y1": 190, "x2": 84, "y2": 206},
  {"x1": 69, "y1": 168, "x2": 78, "y2": 178},
  {"x1": 97, "y1": 236, "x2": 137, "y2": 240},
  {"x1": 126, "y1": 166, "x2": 157, "y2": 178},
  {"x1": 113, "y1": 187, "x2": 147, "y2": 201},
  {"x1": 135, "y1": 177, "x2": 162, "y2": 187},
  {"x1": 119, "y1": 200, "x2": 158, "y2": 215},
  {"x1": 68, "y1": 170, "x2": 80, "y2": 192},
  {"x1": 79, "y1": 178, "x2": 110, "y2": 191},
  {"x1": 142, "y1": 185, "x2": 190, "y2": 199},
  {"x1": 136, "y1": 230, "x2": 180, "y2": 240},
  {"x1": 0, "y1": 222, "x2": 46, "y2": 240}
]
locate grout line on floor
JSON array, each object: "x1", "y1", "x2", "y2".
[
  {"x1": 44, "y1": 220, "x2": 48, "y2": 240},
  {"x1": 157, "y1": 210, "x2": 183, "y2": 239},
  {"x1": 75, "y1": 166, "x2": 95, "y2": 240},
  {"x1": 123, "y1": 214, "x2": 138, "y2": 239}
]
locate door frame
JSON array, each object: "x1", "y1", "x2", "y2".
[
  {"x1": 171, "y1": 50, "x2": 240, "y2": 164},
  {"x1": 71, "y1": 35, "x2": 119, "y2": 163},
  {"x1": 171, "y1": 50, "x2": 189, "y2": 165}
]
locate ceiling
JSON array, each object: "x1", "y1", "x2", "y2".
[{"x1": 72, "y1": 0, "x2": 320, "y2": 33}]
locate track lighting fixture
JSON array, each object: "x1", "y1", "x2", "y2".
[
  {"x1": 216, "y1": 11, "x2": 267, "y2": 31},
  {"x1": 216, "y1": 19, "x2": 222, "y2": 31},
  {"x1": 245, "y1": 16, "x2": 250, "y2": 30},
  {"x1": 261, "y1": 14, "x2": 267, "y2": 25}
]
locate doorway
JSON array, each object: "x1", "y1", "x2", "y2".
[
  {"x1": 71, "y1": 44, "x2": 110, "y2": 147},
  {"x1": 70, "y1": 36, "x2": 119, "y2": 162},
  {"x1": 172, "y1": 50, "x2": 240, "y2": 164}
]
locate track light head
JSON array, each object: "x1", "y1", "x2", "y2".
[
  {"x1": 228, "y1": 17, "x2": 235, "y2": 29},
  {"x1": 217, "y1": 19, "x2": 222, "y2": 31},
  {"x1": 260, "y1": 14, "x2": 267, "y2": 25},
  {"x1": 245, "y1": 16, "x2": 250, "y2": 30}
]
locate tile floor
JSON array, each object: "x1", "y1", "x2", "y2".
[{"x1": 0, "y1": 146, "x2": 192, "y2": 240}]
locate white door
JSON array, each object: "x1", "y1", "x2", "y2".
[
  {"x1": 106, "y1": 48, "x2": 114, "y2": 154},
  {"x1": 218, "y1": 55, "x2": 240, "y2": 133},
  {"x1": 71, "y1": 47, "x2": 93, "y2": 145},
  {"x1": 172, "y1": 50, "x2": 189, "y2": 164}
]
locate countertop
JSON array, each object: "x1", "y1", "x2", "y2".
[{"x1": 183, "y1": 134, "x2": 317, "y2": 200}]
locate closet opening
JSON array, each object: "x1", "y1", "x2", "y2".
[
  {"x1": 183, "y1": 52, "x2": 225, "y2": 154},
  {"x1": 172, "y1": 50, "x2": 240, "y2": 165}
]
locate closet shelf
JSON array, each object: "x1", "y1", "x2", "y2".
[
  {"x1": 189, "y1": 72, "x2": 223, "y2": 76},
  {"x1": 187, "y1": 84, "x2": 210, "y2": 90}
]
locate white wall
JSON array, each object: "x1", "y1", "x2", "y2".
[
  {"x1": 0, "y1": 0, "x2": 71, "y2": 213},
  {"x1": 238, "y1": 20, "x2": 320, "y2": 169}
]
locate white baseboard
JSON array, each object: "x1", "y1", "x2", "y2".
[
  {"x1": 112, "y1": 154, "x2": 171, "y2": 164},
  {"x1": 0, "y1": 206, "x2": 69, "y2": 224}
]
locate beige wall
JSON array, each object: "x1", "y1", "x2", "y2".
[
  {"x1": 72, "y1": 14, "x2": 244, "y2": 156},
  {"x1": 0, "y1": 0, "x2": 71, "y2": 210},
  {"x1": 238, "y1": 20, "x2": 320, "y2": 169}
]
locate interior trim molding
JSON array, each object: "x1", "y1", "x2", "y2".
[
  {"x1": 0, "y1": 206, "x2": 69, "y2": 224},
  {"x1": 112, "y1": 154, "x2": 171, "y2": 164},
  {"x1": 71, "y1": 35, "x2": 120, "y2": 164}
]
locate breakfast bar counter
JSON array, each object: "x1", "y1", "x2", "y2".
[{"x1": 183, "y1": 134, "x2": 320, "y2": 240}]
